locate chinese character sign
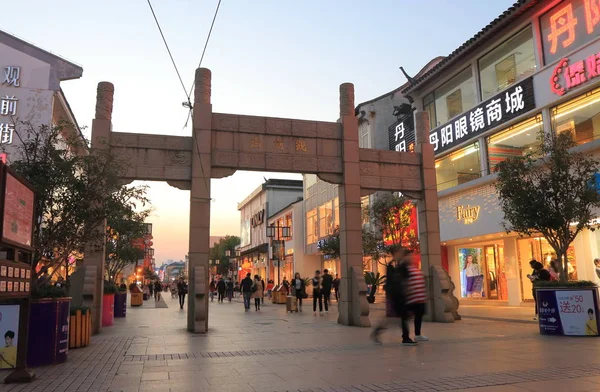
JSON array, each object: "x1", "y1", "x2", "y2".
[
  {"x1": 541, "y1": 0, "x2": 600, "y2": 64},
  {"x1": 429, "y1": 78, "x2": 535, "y2": 155},
  {"x1": 388, "y1": 115, "x2": 415, "y2": 152},
  {"x1": 537, "y1": 289, "x2": 599, "y2": 336},
  {"x1": 550, "y1": 50, "x2": 600, "y2": 96}
]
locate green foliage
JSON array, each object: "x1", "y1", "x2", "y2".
[
  {"x1": 32, "y1": 284, "x2": 67, "y2": 299},
  {"x1": 364, "y1": 271, "x2": 385, "y2": 287},
  {"x1": 317, "y1": 228, "x2": 340, "y2": 259},
  {"x1": 534, "y1": 280, "x2": 597, "y2": 288},
  {"x1": 142, "y1": 266, "x2": 158, "y2": 281},
  {"x1": 7, "y1": 121, "x2": 150, "y2": 288},
  {"x1": 369, "y1": 193, "x2": 418, "y2": 252},
  {"x1": 208, "y1": 235, "x2": 241, "y2": 275},
  {"x1": 70, "y1": 306, "x2": 90, "y2": 316},
  {"x1": 496, "y1": 130, "x2": 600, "y2": 282},
  {"x1": 103, "y1": 281, "x2": 119, "y2": 294}
]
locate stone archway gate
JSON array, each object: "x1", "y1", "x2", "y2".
[{"x1": 84, "y1": 68, "x2": 457, "y2": 334}]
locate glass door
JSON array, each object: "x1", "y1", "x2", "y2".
[{"x1": 484, "y1": 246, "x2": 499, "y2": 299}]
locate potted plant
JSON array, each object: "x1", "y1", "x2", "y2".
[
  {"x1": 102, "y1": 281, "x2": 118, "y2": 327},
  {"x1": 364, "y1": 272, "x2": 385, "y2": 304},
  {"x1": 69, "y1": 306, "x2": 91, "y2": 349},
  {"x1": 27, "y1": 283, "x2": 71, "y2": 367}
]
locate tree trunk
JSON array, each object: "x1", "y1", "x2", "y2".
[{"x1": 559, "y1": 250, "x2": 568, "y2": 283}]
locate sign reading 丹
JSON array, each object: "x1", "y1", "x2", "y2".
[
  {"x1": 429, "y1": 77, "x2": 535, "y2": 155},
  {"x1": 388, "y1": 115, "x2": 415, "y2": 152}
]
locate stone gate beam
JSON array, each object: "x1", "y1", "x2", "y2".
[
  {"x1": 188, "y1": 68, "x2": 212, "y2": 333},
  {"x1": 85, "y1": 81, "x2": 114, "y2": 334},
  {"x1": 338, "y1": 83, "x2": 370, "y2": 327}
]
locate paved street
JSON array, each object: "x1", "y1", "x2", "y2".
[{"x1": 3, "y1": 295, "x2": 600, "y2": 392}]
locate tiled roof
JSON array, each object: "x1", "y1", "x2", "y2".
[{"x1": 402, "y1": 0, "x2": 538, "y2": 94}]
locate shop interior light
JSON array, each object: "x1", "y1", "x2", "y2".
[
  {"x1": 554, "y1": 93, "x2": 600, "y2": 121},
  {"x1": 491, "y1": 119, "x2": 543, "y2": 144},
  {"x1": 450, "y1": 145, "x2": 478, "y2": 161}
]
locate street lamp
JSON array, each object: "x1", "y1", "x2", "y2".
[{"x1": 266, "y1": 223, "x2": 290, "y2": 285}]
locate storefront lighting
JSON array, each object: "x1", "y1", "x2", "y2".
[
  {"x1": 554, "y1": 94, "x2": 600, "y2": 121},
  {"x1": 451, "y1": 146, "x2": 478, "y2": 161},
  {"x1": 491, "y1": 120, "x2": 543, "y2": 144}
]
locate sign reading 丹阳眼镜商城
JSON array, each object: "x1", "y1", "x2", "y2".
[
  {"x1": 388, "y1": 115, "x2": 415, "y2": 152},
  {"x1": 429, "y1": 77, "x2": 535, "y2": 155}
]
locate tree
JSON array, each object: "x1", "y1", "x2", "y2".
[
  {"x1": 142, "y1": 266, "x2": 158, "y2": 281},
  {"x1": 317, "y1": 226, "x2": 387, "y2": 270},
  {"x1": 209, "y1": 235, "x2": 241, "y2": 275},
  {"x1": 105, "y1": 207, "x2": 150, "y2": 284},
  {"x1": 7, "y1": 121, "x2": 149, "y2": 288},
  {"x1": 495, "y1": 130, "x2": 600, "y2": 282},
  {"x1": 369, "y1": 193, "x2": 419, "y2": 253}
]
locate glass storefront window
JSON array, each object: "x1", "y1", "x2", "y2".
[
  {"x1": 433, "y1": 68, "x2": 476, "y2": 126},
  {"x1": 487, "y1": 114, "x2": 543, "y2": 172},
  {"x1": 458, "y1": 248, "x2": 485, "y2": 298},
  {"x1": 285, "y1": 213, "x2": 293, "y2": 240},
  {"x1": 435, "y1": 142, "x2": 481, "y2": 191},
  {"x1": 318, "y1": 201, "x2": 333, "y2": 239},
  {"x1": 306, "y1": 209, "x2": 317, "y2": 244},
  {"x1": 333, "y1": 197, "x2": 339, "y2": 230},
  {"x1": 551, "y1": 87, "x2": 600, "y2": 145},
  {"x1": 479, "y1": 28, "x2": 536, "y2": 100},
  {"x1": 423, "y1": 93, "x2": 436, "y2": 129},
  {"x1": 361, "y1": 196, "x2": 370, "y2": 225}
]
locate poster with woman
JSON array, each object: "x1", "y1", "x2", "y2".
[
  {"x1": 458, "y1": 248, "x2": 485, "y2": 298},
  {"x1": 0, "y1": 305, "x2": 19, "y2": 369}
]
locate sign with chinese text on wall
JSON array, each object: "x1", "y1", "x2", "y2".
[
  {"x1": 0, "y1": 66, "x2": 20, "y2": 147},
  {"x1": 540, "y1": 0, "x2": 600, "y2": 65},
  {"x1": 537, "y1": 289, "x2": 600, "y2": 336},
  {"x1": 429, "y1": 77, "x2": 535, "y2": 155},
  {"x1": 388, "y1": 115, "x2": 415, "y2": 152},
  {"x1": 2, "y1": 171, "x2": 34, "y2": 249}
]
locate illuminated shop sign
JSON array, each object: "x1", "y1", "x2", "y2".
[
  {"x1": 550, "y1": 52, "x2": 600, "y2": 95},
  {"x1": 456, "y1": 205, "x2": 480, "y2": 224},
  {"x1": 388, "y1": 115, "x2": 415, "y2": 152},
  {"x1": 540, "y1": 0, "x2": 600, "y2": 65},
  {"x1": 0, "y1": 66, "x2": 20, "y2": 146},
  {"x1": 429, "y1": 78, "x2": 535, "y2": 155}
]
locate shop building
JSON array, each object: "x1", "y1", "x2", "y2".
[
  {"x1": 302, "y1": 57, "x2": 444, "y2": 277},
  {"x1": 238, "y1": 179, "x2": 303, "y2": 281},
  {"x1": 0, "y1": 30, "x2": 83, "y2": 163},
  {"x1": 400, "y1": 0, "x2": 600, "y2": 305}
]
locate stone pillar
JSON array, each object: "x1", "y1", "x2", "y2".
[
  {"x1": 503, "y1": 237, "x2": 522, "y2": 306},
  {"x1": 414, "y1": 111, "x2": 447, "y2": 322},
  {"x1": 85, "y1": 81, "x2": 114, "y2": 334},
  {"x1": 337, "y1": 83, "x2": 370, "y2": 327},
  {"x1": 188, "y1": 68, "x2": 212, "y2": 333}
]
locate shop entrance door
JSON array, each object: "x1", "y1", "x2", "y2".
[{"x1": 484, "y1": 246, "x2": 499, "y2": 299}]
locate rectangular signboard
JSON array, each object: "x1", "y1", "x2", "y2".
[
  {"x1": 429, "y1": 77, "x2": 535, "y2": 155},
  {"x1": 537, "y1": 289, "x2": 599, "y2": 336},
  {"x1": 0, "y1": 304, "x2": 20, "y2": 369},
  {"x1": 388, "y1": 115, "x2": 415, "y2": 152},
  {"x1": 2, "y1": 171, "x2": 34, "y2": 249}
]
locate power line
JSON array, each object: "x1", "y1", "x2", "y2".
[
  {"x1": 146, "y1": 0, "x2": 189, "y2": 102},
  {"x1": 187, "y1": 0, "x2": 223, "y2": 99}
]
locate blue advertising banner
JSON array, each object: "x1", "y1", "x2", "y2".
[{"x1": 538, "y1": 289, "x2": 599, "y2": 336}]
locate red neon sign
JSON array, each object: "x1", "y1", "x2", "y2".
[
  {"x1": 542, "y1": 0, "x2": 600, "y2": 64},
  {"x1": 0, "y1": 153, "x2": 5, "y2": 164},
  {"x1": 550, "y1": 51, "x2": 600, "y2": 95}
]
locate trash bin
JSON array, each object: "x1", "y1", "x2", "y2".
[
  {"x1": 114, "y1": 292, "x2": 127, "y2": 317},
  {"x1": 102, "y1": 293, "x2": 115, "y2": 327}
]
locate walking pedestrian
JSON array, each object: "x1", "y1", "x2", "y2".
[
  {"x1": 260, "y1": 277, "x2": 266, "y2": 305},
  {"x1": 209, "y1": 279, "x2": 216, "y2": 302},
  {"x1": 154, "y1": 280, "x2": 162, "y2": 302},
  {"x1": 227, "y1": 279, "x2": 234, "y2": 302},
  {"x1": 148, "y1": 280, "x2": 154, "y2": 299},
  {"x1": 291, "y1": 273, "x2": 305, "y2": 312},
  {"x1": 311, "y1": 270, "x2": 324, "y2": 316},
  {"x1": 241, "y1": 273, "x2": 253, "y2": 311},
  {"x1": 217, "y1": 277, "x2": 226, "y2": 303},
  {"x1": 402, "y1": 250, "x2": 428, "y2": 344},
  {"x1": 322, "y1": 269, "x2": 333, "y2": 313},
  {"x1": 333, "y1": 274, "x2": 340, "y2": 301},
  {"x1": 176, "y1": 277, "x2": 187, "y2": 310},
  {"x1": 252, "y1": 275, "x2": 263, "y2": 311},
  {"x1": 528, "y1": 260, "x2": 551, "y2": 320}
]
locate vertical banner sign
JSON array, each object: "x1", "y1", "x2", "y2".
[
  {"x1": 56, "y1": 300, "x2": 70, "y2": 362},
  {"x1": 0, "y1": 304, "x2": 20, "y2": 369},
  {"x1": 388, "y1": 115, "x2": 415, "y2": 152},
  {"x1": 429, "y1": 77, "x2": 535, "y2": 155},
  {"x1": 538, "y1": 289, "x2": 600, "y2": 336}
]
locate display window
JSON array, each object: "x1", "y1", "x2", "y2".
[
  {"x1": 458, "y1": 244, "x2": 506, "y2": 300},
  {"x1": 551, "y1": 87, "x2": 600, "y2": 146},
  {"x1": 435, "y1": 142, "x2": 481, "y2": 191},
  {"x1": 487, "y1": 114, "x2": 543, "y2": 172}
]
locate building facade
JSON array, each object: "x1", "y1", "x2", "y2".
[
  {"x1": 400, "y1": 0, "x2": 600, "y2": 305},
  {"x1": 238, "y1": 179, "x2": 303, "y2": 281},
  {"x1": 0, "y1": 30, "x2": 83, "y2": 163}
]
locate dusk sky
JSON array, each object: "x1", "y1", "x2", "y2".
[{"x1": 6, "y1": 0, "x2": 514, "y2": 264}]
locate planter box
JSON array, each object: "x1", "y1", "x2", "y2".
[
  {"x1": 114, "y1": 292, "x2": 127, "y2": 317},
  {"x1": 102, "y1": 293, "x2": 115, "y2": 327},
  {"x1": 69, "y1": 309, "x2": 91, "y2": 349},
  {"x1": 131, "y1": 292, "x2": 143, "y2": 306},
  {"x1": 535, "y1": 287, "x2": 600, "y2": 336},
  {"x1": 27, "y1": 297, "x2": 71, "y2": 367}
]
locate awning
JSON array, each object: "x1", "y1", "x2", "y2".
[{"x1": 240, "y1": 243, "x2": 269, "y2": 257}]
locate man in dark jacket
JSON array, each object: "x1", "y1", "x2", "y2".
[
  {"x1": 176, "y1": 277, "x2": 187, "y2": 310},
  {"x1": 217, "y1": 278, "x2": 226, "y2": 303},
  {"x1": 322, "y1": 269, "x2": 333, "y2": 312},
  {"x1": 240, "y1": 273, "x2": 253, "y2": 311}
]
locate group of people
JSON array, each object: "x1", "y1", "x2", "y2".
[
  {"x1": 287, "y1": 269, "x2": 336, "y2": 315},
  {"x1": 209, "y1": 277, "x2": 238, "y2": 303},
  {"x1": 143, "y1": 279, "x2": 165, "y2": 302},
  {"x1": 239, "y1": 274, "x2": 266, "y2": 311},
  {"x1": 371, "y1": 246, "x2": 428, "y2": 346}
]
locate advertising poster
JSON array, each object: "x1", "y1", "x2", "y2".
[
  {"x1": 457, "y1": 248, "x2": 484, "y2": 298},
  {"x1": 56, "y1": 301, "x2": 70, "y2": 362},
  {"x1": 538, "y1": 290, "x2": 599, "y2": 336},
  {"x1": 0, "y1": 305, "x2": 20, "y2": 369},
  {"x1": 2, "y1": 173, "x2": 34, "y2": 248}
]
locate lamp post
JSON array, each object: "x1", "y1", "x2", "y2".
[{"x1": 266, "y1": 223, "x2": 290, "y2": 286}]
